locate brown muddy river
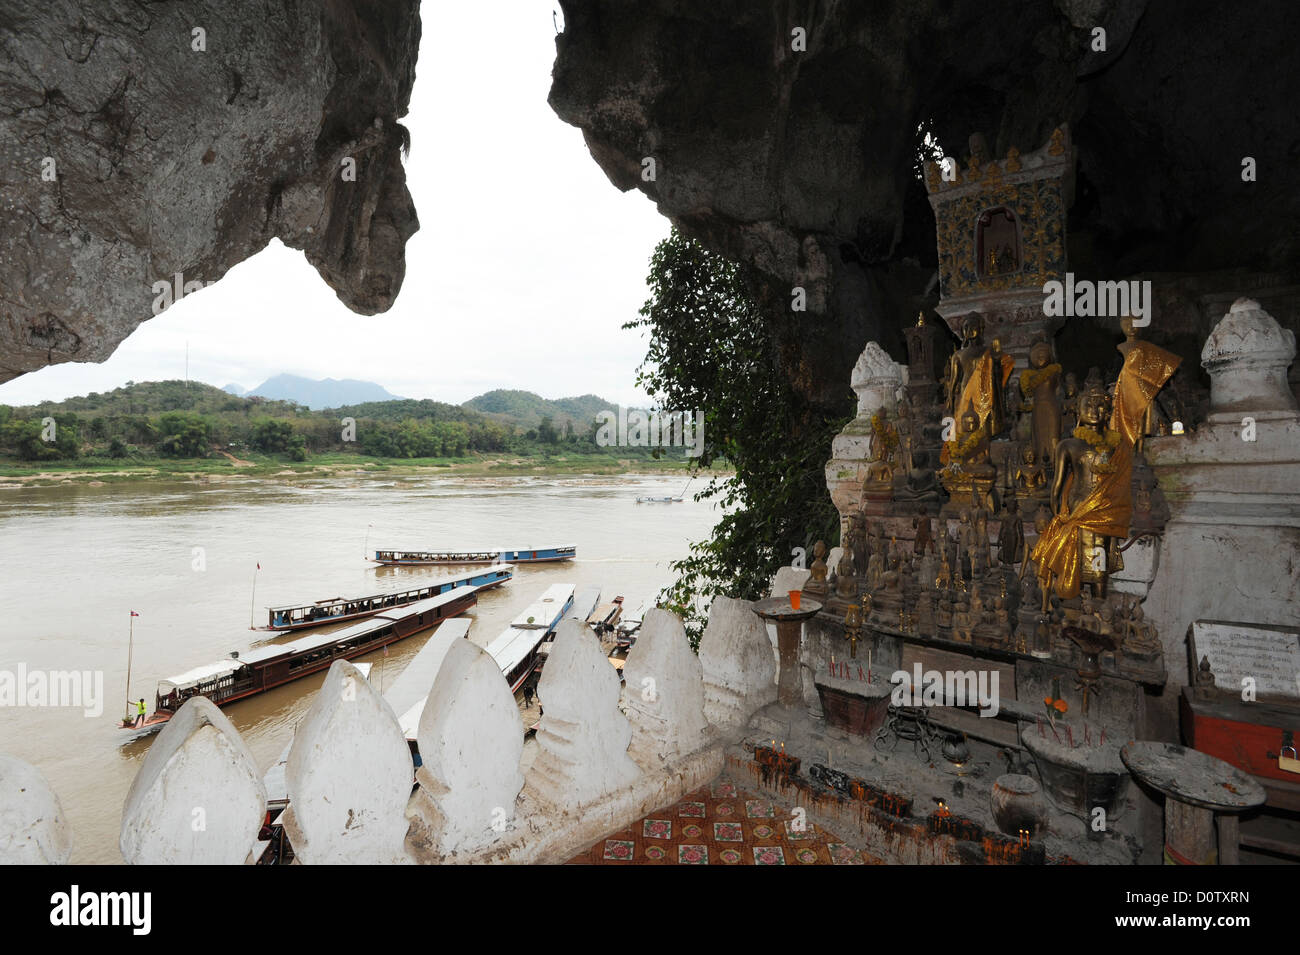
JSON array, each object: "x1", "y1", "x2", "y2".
[{"x1": 0, "y1": 472, "x2": 721, "y2": 862}]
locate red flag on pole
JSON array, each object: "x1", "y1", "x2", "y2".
[{"x1": 130, "y1": 610, "x2": 140, "y2": 617}]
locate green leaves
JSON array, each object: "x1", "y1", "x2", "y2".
[{"x1": 631, "y1": 230, "x2": 848, "y2": 646}]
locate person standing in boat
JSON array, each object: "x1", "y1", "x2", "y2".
[{"x1": 133, "y1": 698, "x2": 146, "y2": 727}]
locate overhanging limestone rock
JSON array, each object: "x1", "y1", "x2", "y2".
[{"x1": 0, "y1": 0, "x2": 421, "y2": 382}]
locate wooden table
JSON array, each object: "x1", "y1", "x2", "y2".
[
  {"x1": 752, "y1": 596, "x2": 823, "y2": 708},
  {"x1": 1121, "y1": 741, "x2": 1266, "y2": 865}
]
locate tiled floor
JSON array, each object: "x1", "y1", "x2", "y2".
[{"x1": 567, "y1": 780, "x2": 884, "y2": 865}]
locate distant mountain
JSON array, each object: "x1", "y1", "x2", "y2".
[
  {"x1": 246, "y1": 374, "x2": 402, "y2": 410},
  {"x1": 462, "y1": 390, "x2": 616, "y2": 429},
  {"x1": 221, "y1": 383, "x2": 246, "y2": 396}
]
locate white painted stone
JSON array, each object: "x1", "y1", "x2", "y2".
[
  {"x1": 622, "y1": 609, "x2": 710, "y2": 769},
  {"x1": 1202, "y1": 298, "x2": 1298, "y2": 415},
  {"x1": 850, "y1": 341, "x2": 907, "y2": 416},
  {"x1": 0, "y1": 755, "x2": 71, "y2": 864},
  {"x1": 771, "y1": 565, "x2": 811, "y2": 597},
  {"x1": 525, "y1": 618, "x2": 640, "y2": 808},
  {"x1": 120, "y1": 697, "x2": 264, "y2": 865},
  {"x1": 408, "y1": 636, "x2": 523, "y2": 855},
  {"x1": 281, "y1": 660, "x2": 413, "y2": 864},
  {"x1": 699, "y1": 596, "x2": 778, "y2": 730}
]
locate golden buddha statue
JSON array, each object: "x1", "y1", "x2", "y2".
[
  {"x1": 1019, "y1": 340, "x2": 1063, "y2": 468},
  {"x1": 943, "y1": 314, "x2": 1015, "y2": 439},
  {"x1": 1031, "y1": 338, "x2": 1180, "y2": 601}
]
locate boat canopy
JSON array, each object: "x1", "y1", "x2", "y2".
[
  {"x1": 511, "y1": 583, "x2": 576, "y2": 630},
  {"x1": 569, "y1": 585, "x2": 602, "y2": 624},
  {"x1": 169, "y1": 589, "x2": 478, "y2": 685},
  {"x1": 484, "y1": 626, "x2": 548, "y2": 683},
  {"x1": 157, "y1": 659, "x2": 247, "y2": 693}
]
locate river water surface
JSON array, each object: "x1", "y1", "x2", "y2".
[{"x1": 0, "y1": 471, "x2": 721, "y2": 862}]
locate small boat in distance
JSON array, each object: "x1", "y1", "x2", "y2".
[
  {"x1": 636, "y1": 477, "x2": 691, "y2": 504},
  {"x1": 257, "y1": 566, "x2": 511, "y2": 631},
  {"x1": 120, "y1": 588, "x2": 478, "y2": 738},
  {"x1": 371, "y1": 545, "x2": 575, "y2": 566}
]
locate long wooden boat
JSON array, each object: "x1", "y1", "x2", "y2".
[
  {"x1": 121, "y1": 588, "x2": 478, "y2": 737},
  {"x1": 258, "y1": 566, "x2": 511, "y2": 632},
  {"x1": 371, "y1": 545, "x2": 575, "y2": 566}
]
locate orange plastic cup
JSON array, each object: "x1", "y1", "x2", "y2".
[{"x1": 788, "y1": 590, "x2": 801, "y2": 610}]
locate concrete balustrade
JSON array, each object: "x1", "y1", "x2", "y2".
[{"x1": 2, "y1": 606, "x2": 767, "y2": 863}]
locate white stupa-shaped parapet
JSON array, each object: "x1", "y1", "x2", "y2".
[
  {"x1": 0, "y1": 754, "x2": 72, "y2": 864},
  {"x1": 281, "y1": 660, "x2": 413, "y2": 864},
  {"x1": 1202, "y1": 298, "x2": 1298, "y2": 417},
  {"x1": 408, "y1": 636, "x2": 524, "y2": 856},
  {"x1": 525, "y1": 618, "x2": 640, "y2": 808},
  {"x1": 621, "y1": 609, "x2": 711, "y2": 770},
  {"x1": 850, "y1": 341, "x2": 907, "y2": 417},
  {"x1": 699, "y1": 596, "x2": 778, "y2": 730},
  {"x1": 119, "y1": 697, "x2": 264, "y2": 865}
]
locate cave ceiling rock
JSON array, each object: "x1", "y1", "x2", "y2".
[{"x1": 0, "y1": 0, "x2": 421, "y2": 383}]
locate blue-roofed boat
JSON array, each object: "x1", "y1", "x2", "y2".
[
  {"x1": 258, "y1": 565, "x2": 511, "y2": 631},
  {"x1": 371, "y1": 545, "x2": 575, "y2": 566}
]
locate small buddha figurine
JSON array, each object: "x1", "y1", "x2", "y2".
[
  {"x1": 866, "y1": 550, "x2": 885, "y2": 592},
  {"x1": 1060, "y1": 372, "x2": 1080, "y2": 434},
  {"x1": 1193, "y1": 654, "x2": 1218, "y2": 699},
  {"x1": 1015, "y1": 445, "x2": 1048, "y2": 494},
  {"x1": 935, "y1": 550, "x2": 952, "y2": 591},
  {"x1": 806, "y1": 540, "x2": 829, "y2": 594},
  {"x1": 995, "y1": 497, "x2": 1026, "y2": 570},
  {"x1": 994, "y1": 594, "x2": 1012, "y2": 644},
  {"x1": 1124, "y1": 599, "x2": 1161, "y2": 658},
  {"x1": 835, "y1": 553, "x2": 858, "y2": 598}
]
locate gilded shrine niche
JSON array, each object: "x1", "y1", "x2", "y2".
[
  {"x1": 924, "y1": 126, "x2": 1075, "y2": 362},
  {"x1": 976, "y1": 207, "x2": 1021, "y2": 279}
]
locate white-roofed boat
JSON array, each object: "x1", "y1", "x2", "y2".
[{"x1": 123, "y1": 587, "x2": 479, "y2": 737}]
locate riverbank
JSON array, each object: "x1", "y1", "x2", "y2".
[{"x1": 0, "y1": 450, "x2": 715, "y2": 488}]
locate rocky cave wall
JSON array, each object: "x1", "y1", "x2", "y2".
[
  {"x1": 0, "y1": 0, "x2": 421, "y2": 382},
  {"x1": 549, "y1": 0, "x2": 1300, "y2": 418}
]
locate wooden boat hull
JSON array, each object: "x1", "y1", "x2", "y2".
[{"x1": 125, "y1": 591, "x2": 477, "y2": 733}]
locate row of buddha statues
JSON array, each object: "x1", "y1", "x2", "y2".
[
  {"x1": 804, "y1": 502, "x2": 1162, "y2": 667},
  {"x1": 859, "y1": 311, "x2": 1180, "y2": 609}
]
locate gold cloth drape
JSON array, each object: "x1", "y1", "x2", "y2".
[
  {"x1": 1030, "y1": 341, "x2": 1180, "y2": 599},
  {"x1": 958, "y1": 352, "x2": 1015, "y2": 429}
]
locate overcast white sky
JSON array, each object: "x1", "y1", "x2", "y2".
[{"x1": 0, "y1": 6, "x2": 668, "y2": 408}]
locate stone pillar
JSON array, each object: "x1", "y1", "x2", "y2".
[
  {"x1": 119, "y1": 697, "x2": 266, "y2": 865},
  {"x1": 281, "y1": 660, "x2": 414, "y2": 864},
  {"x1": 699, "y1": 596, "x2": 778, "y2": 732},
  {"x1": 622, "y1": 609, "x2": 711, "y2": 770},
  {"x1": 1146, "y1": 299, "x2": 1300, "y2": 706},
  {"x1": 0, "y1": 755, "x2": 72, "y2": 864}
]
